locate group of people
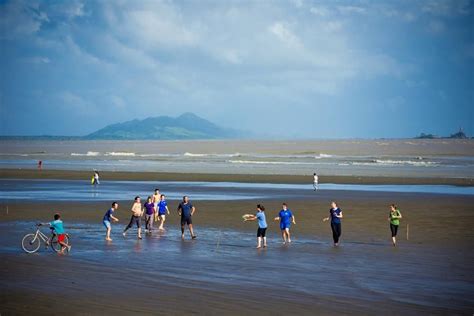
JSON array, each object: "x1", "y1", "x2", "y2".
[
  {"x1": 245, "y1": 201, "x2": 402, "y2": 248},
  {"x1": 41, "y1": 172, "x2": 403, "y2": 253},
  {"x1": 103, "y1": 189, "x2": 196, "y2": 241}
]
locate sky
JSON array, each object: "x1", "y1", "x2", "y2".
[{"x1": 0, "y1": 0, "x2": 473, "y2": 138}]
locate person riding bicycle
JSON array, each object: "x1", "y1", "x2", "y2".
[{"x1": 43, "y1": 213, "x2": 71, "y2": 254}]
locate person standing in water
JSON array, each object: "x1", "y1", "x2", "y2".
[
  {"x1": 274, "y1": 203, "x2": 296, "y2": 244},
  {"x1": 177, "y1": 196, "x2": 196, "y2": 240},
  {"x1": 92, "y1": 170, "x2": 100, "y2": 185},
  {"x1": 323, "y1": 201, "x2": 343, "y2": 246},
  {"x1": 103, "y1": 202, "x2": 119, "y2": 241},
  {"x1": 157, "y1": 194, "x2": 170, "y2": 230},
  {"x1": 143, "y1": 196, "x2": 156, "y2": 233},
  {"x1": 152, "y1": 189, "x2": 160, "y2": 223},
  {"x1": 244, "y1": 204, "x2": 268, "y2": 248},
  {"x1": 313, "y1": 173, "x2": 319, "y2": 191},
  {"x1": 388, "y1": 204, "x2": 402, "y2": 246},
  {"x1": 123, "y1": 196, "x2": 143, "y2": 239}
]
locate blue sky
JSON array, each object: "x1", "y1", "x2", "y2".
[{"x1": 0, "y1": 0, "x2": 472, "y2": 138}]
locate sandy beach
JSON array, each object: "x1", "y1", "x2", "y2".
[
  {"x1": 1, "y1": 168, "x2": 473, "y2": 186},
  {"x1": 1, "y1": 186, "x2": 473, "y2": 315}
]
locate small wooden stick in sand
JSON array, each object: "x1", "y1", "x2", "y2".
[
  {"x1": 216, "y1": 230, "x2": 222, "y2": 252},
  {"x1": 406, "y1": 223, "x2": 409, "y2": 240}
]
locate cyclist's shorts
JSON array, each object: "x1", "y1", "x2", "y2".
[{"x1": 57, "y1": 234, "x2": 66, "y2": 243}]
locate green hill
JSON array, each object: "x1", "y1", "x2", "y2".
[{"x1": 85, "y1": 113, "x2": 244, "y2": 140}]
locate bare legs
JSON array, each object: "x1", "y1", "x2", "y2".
[
  {"x1": 181, "y1": 223, "x2": 196, "y2": 239},
  {"x1": 158, "y1": 215, "x2": 166, "y2": 230},
  {"x1": 106, "y1": 227, "x2": 112, "y2": 241},
  {"x1": 280, "y1": 228, "x2": 291, "y2": 244},
  {"x1": 257, "y1": 237, "x2": 268, "y2": 248}
]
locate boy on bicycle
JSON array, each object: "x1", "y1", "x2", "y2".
[{"x1": 47, "y1": 213, "x2": 71, "y2": 254}]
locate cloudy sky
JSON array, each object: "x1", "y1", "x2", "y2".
[{"x1": 0, "y1": 0, "x2": 472, "y2": 138}]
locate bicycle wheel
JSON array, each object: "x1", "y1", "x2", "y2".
[
  {"x1": 21, "y1": 234, "x2": 41, "y2": 253},
  {"x1": 50, "y1": 235, "x2": 69, "y2": 252}
]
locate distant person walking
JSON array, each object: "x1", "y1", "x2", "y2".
[
  {"x1": 144, "y1": 196, "x2": 156, "y2": 233},
  {"x1": 103, "y1": 202, "x2": 119, "y2": 241},
  {"x1": 274, "y1": 203, "x2": 296, "y2": 244},
  {"x1": 323, "y1": 201, "x2": 343, "y2": 246},
  {"x1": 243, "y1": 204, "x2": 268, "y2": 248},
  {"x1": 388, "y1": 204, "x2": 402, "y2": 246},
  {"x1": 123, "y1": 196, "x2": 143, "y2": 239},
  {"x1": 38, "y1": 160, "x2": 43, "y2": 170},
  {"x1": 152, "y1": 189, "x2": 160, "y2": 222},
  {"x1": 92, "y1": 170, "x2": 100, "y2": 185},
  {"x1": 157, "y1": 194, "x2": 170, "y2": 230},
  {"x1": 177, "y1": 196, "x2": 196, "y2": 240},
  {"x1": 313, "y1": 173, "x2": 319, "y2": 191}
]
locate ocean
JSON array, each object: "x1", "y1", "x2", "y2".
[{"x1": 1, "y1": 139, "x2": 473, "y2": 178}]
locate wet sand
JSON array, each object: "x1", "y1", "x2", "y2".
[
  {"x1": 1, "y1": 191, "x2": 473, "y2": 315},
  {"x1": 1, "y1": 168, "x2": 473, "y2": 186}
]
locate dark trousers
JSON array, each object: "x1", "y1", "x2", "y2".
[
  {"x1": 331, "y1": 222, "x2": 341, "y2": 243},
  {"x1": 390, "y1": 224, "x2": 399, "y2": 237},
  {"x1": 124, "y1": 215, "x2": 141, "y2": 231}
]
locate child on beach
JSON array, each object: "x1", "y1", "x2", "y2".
[
  {"x1": 46, "y1": 213, "x2": 71, "y2": 254},
  {"x1": 177, "y1": 196, "x2": 197, "y2": 240},
  {"x1": 123, "y1": 196, "x2": 143, "y2": 239},
  {"x1": 152, "y1": 189, "x2": 160, "y2": 222},
  {"x1": 274, "y1": 203, "x2": 296, "y2": 244},
  {"x1": 157, "y1": 194, "x2": 170, "y2": 230},
  {"x1": 92, "y1": 170, "x2": 100, "y2": 185},
  {"x1": 244, "y1": 204, "x2": 268, "y2": 248},
  {"x1": 313, "y1": 173, "x2": 319, "y2": 191},
  {"x1": 144, "y1": 196, "x2": 155, "y2": 233},
  {"x1": 323, "y1": 201, "x2": 343, "y2": 246},
  {"x1": 388, "y1": 204, "x2": 402, "y2": 246},
  {"x1": 103, "y1": 202, "x2": 119, "y2": 241}
]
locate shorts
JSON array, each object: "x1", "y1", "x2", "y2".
[
  {"x1": 103, "y1": 220, "x2": 111, "y2": 229},
  {"x1": 159, "y1": 211, "x2": 167, "y2": 216},
  {"x1": 257, "y1": 227, "x2": 267, "y2": 237},
  {"x1": 181, "y1": 216, "x2": 192, "y2": 225},
  {"x1": 280, "y1": 223, "x2": 291, "y2": 230},
  {"x1": 57, "y1": 234, "x2": 66, "y2": 243}
]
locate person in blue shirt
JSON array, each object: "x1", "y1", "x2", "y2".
[
  {"x1": 244, "y1": 204, "x2": 268, "y2": 248},
  {"x1": 323, "y1": 201, "x2": 344, "y2": 246},
  {"x1": 157, "y1": 194, "x2": 170, "y2": 231},
  {"x1": 44, "y1": 213, "x2": 71, "y2": 254},
  {"x1": 103, "y1": 202, "x2": 120, "y2": 241},
  {"x1": 274, "y1": 203, "x2": 296, "y2": 244},
  {"x1": 177, "y1": 196, "x2": 196, "y2": 240}
]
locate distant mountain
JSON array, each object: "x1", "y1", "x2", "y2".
[
  {"x1": 415, "y1": 128, "x2": 470, "y2": 139},
  {"x1": 85, "y1": 113, "x2": 245, "y2": 140}
]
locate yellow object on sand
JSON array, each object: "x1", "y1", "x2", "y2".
[{"x1": 91, "y1": 176, "x2": 95, "y2": 184}]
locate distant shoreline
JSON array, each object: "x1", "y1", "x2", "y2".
[
  {"x1": 1, "y1": 168, "x2": 472, "y2": 186},
  {"x1": 1, "y1": 136, "x2": 473, "y2": 141}
]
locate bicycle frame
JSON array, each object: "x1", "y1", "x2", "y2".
[{"x1": 32, "y1": 228, "x2": 53, "y2": 246}]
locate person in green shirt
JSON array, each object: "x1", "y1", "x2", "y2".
[{"x1": 388, "y1": 204, "x2": 402, "y2": 246}]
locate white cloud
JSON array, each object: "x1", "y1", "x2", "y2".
[
  {"x1": 268, "y1": 22, "x2": 302, "y2": 48},
  {"x1": 290, "y1": 0, "x2": 303, "y2": 9},
  {"x1": 422, "y1": 0, "x2": 471, "y2": 16},
  {"x1": 310, "y1": 6, "x2": 330, "y2": 16},
  {"x1": 337, "y1": 5, "x2": 367, "y2": 15},
  {"x1": 21, "y1": 56, "x2": 50, "y2": 64},
  {"x1": 0, "y1": 0, "x2": 49, "y2": 39}
]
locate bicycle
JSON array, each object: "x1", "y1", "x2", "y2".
[{"x1": 21, "y1": 224, "x2": 70, "y2": 254}]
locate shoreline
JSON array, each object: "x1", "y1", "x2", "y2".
[{"x1": 1, "y1": 168, "x2": 473, "y2": 186}]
